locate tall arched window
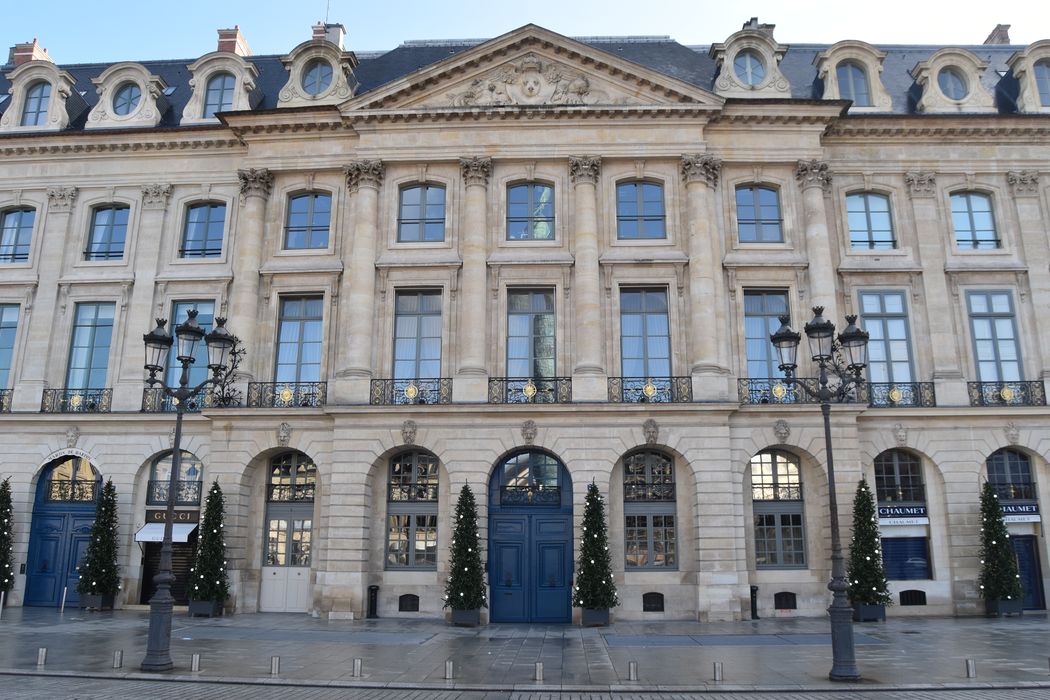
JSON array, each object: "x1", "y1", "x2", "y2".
[
  {"x1": 1, "y1": 207, "x2": 36, "y2": 262},
  {"x1": 387, "y1": 451, "x2": 439, "y2": 568},
  {"x1": 44, "y1": 456, "x2": 99, "y2": 502},
  {"x1": 623, "y1": 450, "x2": 676, "y2": 569},
  {"x1": 750, "y1": 450, "x2": 805, "y2": 568},
  {"x1": 987, "y1": 449, "x2": 1035, "y2": 501},
  {"x1": 873, "y1": 450, "x2": 925, "y2": 503},
  {"x1": 874, "y1": 449, "x2": 931, "y2": 580},
  {"x1": 284, "y1": 193, "x2": 331, "y2": 249},
  {"x1": 836, "y1": 61, "x2": 871, "y2": 107},
  {"x1": 616, "y1": 181, "x2": 665, "y2": 239},
  {"x1": 951, "y1": 191, "x2": 998, "y2": 249},
  {"x1": 203, "y1": 72, "x2": 235, "y2": 118},
  {"x1": 21, "y1": 81, "x2": 51, "y2": 126},
  {"x1": 507, "y1": 182, "x2": 554, "y2": 240},
  {"x1": 147, "y1": 450, "x2": 203, "y2": 506},
  {"x1": 265, "y1": 452, "x2": 315, "y2": 567},
  {"x1": 398, "y1": 184, "x2": 446, "y2": 242},
  {"x1": 736, "y1": 185, "x2": 783, "y2": 243}
]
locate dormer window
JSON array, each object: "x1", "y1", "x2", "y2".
[
  {"x1": 937, "y1": 67, "x2": 967, "y2": 100},
  {"x1": 204, "y1": 72, "x2": 235, "y2": 117},
  {"x1": 21, "y1": 81, "x2": 50, "y2": 126},
  {"x1": 734, "y1": 50, "x2": 765, "y2": 86},
  {"x1": 1036, "y1": 61, "x2": 1050, "y2": 106},
  {"x1": 815, "y1": 40, "x2": 892, "y2": 112},
  {"x1": 112, "y1": 82, "x2": 141, "y2": 116},
  {"x1": 836, "y1": 61, "x2": 871, "y2": 106},
  {"x1": 302, "y1": 59, "x2": 333, "y2": 96}
]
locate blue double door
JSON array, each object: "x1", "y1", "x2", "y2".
[
  {"x1": 489, "y1": 513, "x2": 572, "y2": 623},
  {"x1": 1012, "y1": 535, "x2": 1046, "y2": 610},
  {"x1": 25, "y1": 511, "x2": 94, "y2": 607}
]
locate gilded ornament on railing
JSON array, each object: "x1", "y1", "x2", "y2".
[
  {"x1": 279, "y1": 385, "x2": 294, "y2": 403},
  {"x1": 888, "y1": 386, "x2": 902, "y2": 403},
  {"x1": 642, "y1": 380, "x2": 658, "y2": 399},
  {"x1": 771, "y1": 383, "x2": 788, "y2": 400},
  {"x1": 403, "y1": 382, "x2": 419, "y2": 401},
  {"x1": 69, "y1": 393, "x2": 83, "y2": 409},
  {"x1": 522, "y1": 379, "x2": 537, "y2": 400},
  {"x1": 1000, "y1": 386, "x2": 1015, "y2": 402}
]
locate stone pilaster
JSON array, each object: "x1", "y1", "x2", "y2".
[
  {"x1": 454, "y1": 156, "x2": 491, "y2": 402},
  {"x1": 795, "y1": 160, "x2": 839, "y2": 325},
  {"x1": 682, "y1": 155, "x2": 731, "y2": 400},
  {"x1": 335, "y1": 160, "x2": 384, "y2": 403},
  {"x1": 227, "y1": 169, "x2": 273, "y2": 381},
  {"x1": 905, "y1": 171, "x2": 967, "y2": 405},
  {"x1": 569, "y1": 156, "x2": 606, "y2": 400},
  {"x1": 1006, "y1": 171, "x2": 1050, "y2": 393}
]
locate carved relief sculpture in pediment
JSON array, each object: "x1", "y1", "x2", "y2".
[
  {"x1": 446, "y1": 53, "x2": 623, "y2": 107},
  {"x1": 86, "y1": 62, "x2": 168, "y2": 129}
]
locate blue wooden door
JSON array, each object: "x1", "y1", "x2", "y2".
[
  {"x1": 531, "y1": 515, "x2": 571, "y2": 622},
  {"x1": 490, "y1": 515, "x2": 528, "y2": 621},
  {"x1": 489, "y1": 513, "x2": 572, "y2": 623},
  {"x1": 1013, "y1": 535, "x2": 1046, "y2": 610},
  {"x1": 25, "y1": 513, "x2": 93, "y2": 606}
]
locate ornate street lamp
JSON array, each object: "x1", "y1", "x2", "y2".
[
  {"x1": 140, "y1": 310, "x2": 236, "y2": 672},
  {"x1": 770, "y1": 306, "x2": 869, "y2": 682}
]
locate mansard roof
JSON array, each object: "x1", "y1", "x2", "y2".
[{"x1": 0, "y1": 24, "x2": 1036, "y2": 132}]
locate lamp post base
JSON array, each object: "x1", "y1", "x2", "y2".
[{"x1": 141, "y1": 578, "x2": 176, "y2": 672}]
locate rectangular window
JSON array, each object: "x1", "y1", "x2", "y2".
[
  {"x1": 386, "y1": 514, "x2": 438, "y2": 568},
  {"x1": 951, "y1": 192, "x2": 999, "y2": 249},
  {"x1": 275, "y1": 297, "x2": 323, "y2": 383},
  {"x1": 625, "y1": 514, "x2": 676, "y2": 568},
  {"x1": 284, "y1": 193, "x2": 331, "y2": 249},
  {"x1": 619, "y1": 288, "x2": 670, "y2": 377},
  {"x1": 744, "y1": 291, "x2": 788, "y2": 378},
  {"x1": 398, "y1": 185, "x2": 446, "y2": 242},
  {"x1": 506, "y1": 289, "x2": 555, "y2": 378},
  {"x1": 507, "y1": 183, "x2": 554, "y2": 240},
  {"x1": 967, "y1": 291, "x2": 1021, "y2": 382},
  {"x1": 616, "y1": 182, "x2": 666, "y2": 239},
  {"x1": 859, "y1": 292, "x2": 914, "y2": 384},
  {"x1": 847, "y1": 193, "x2": 895, "y2": 249},
  {"x1": 180, "y1": 203, "x2": 226, "y2": 257},
  {"x1": 66, "y1": 302, "x2": 115, "y2": 389},
  {"x1": 754, "y1": 512, "x2": 805, "y2": 567},
  {"x1": 393, "y1": 291, "x2": 442, "y2": 379},
  {"x1": 85, "y1": 206, "x2": 129, "y2": 260},
  {"x1": 736, "y1": 186, "x2": 783, "y2": 243},
  {"x1": 1, "y1": 208, "x2": 35, "y2": 262},
  {"x1": 0, "y1": 304, "x2": 19, "y2": 388},
  {"x1": 168, "y1": 301, "x2": 215, "y2": 387},
  {"x1": 882, "y1": 537, "x2": 931, "y2": 580}
]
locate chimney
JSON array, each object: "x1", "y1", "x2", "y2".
[
  {"x1": 313, "y1": 22, "x2": 346, "y2": 49},
  {"x1": 217, "y1": 26, "x2": 252, "y2": 56},
  {"x1": 983, "y1": 24, "x2": 1011, "y2": 45},
  {"x1": 8, "y1": 38, "x2": 52, "y2": 67},
  {"x1": 741, "y1": 17, "x2": 776, "y2": 37}
]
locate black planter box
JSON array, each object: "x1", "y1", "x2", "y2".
[
  {"x1": 450, "y1": 608, "x2": 480, "y2": 626},
  {"x1": 188, "y1": 599, "x2": 224, "y2": 617},
  {"x1": 80, "y1": 593, "x2": 116, "y2": 611},
  {"x1": 985, "y1": 598, "x2": 1024, "y2": 617},
  {"x1": 581, "y1": 607, "x2": 610, "y2": 626},
  {"x1": 852, "y1": 603, "x2": 886, "y2": 622}
]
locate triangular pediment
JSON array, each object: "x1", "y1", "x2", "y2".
[{"x1": 344, "y1": 24, "x2": 723, "y2": 113}]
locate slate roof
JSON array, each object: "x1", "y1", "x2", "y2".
[{"x1": 0, "y1": 32, "x2": 1032, "y2": 131}]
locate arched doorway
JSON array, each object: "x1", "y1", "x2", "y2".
[
  {"x1": 25, "y1": 455, "x2": 101, "y2": 606},
  {"x1": 488, "y1": 450, "x2": 572, "y2": 623},
  {"x1": 259, "y1": 450, "x2": 316, "y2": 613}
]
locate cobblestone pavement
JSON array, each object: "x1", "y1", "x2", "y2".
[
  {"x1": 1, "y1": 607, "x2": 1049, "y2": 693},
  {"x1": 3, "y1": 675, "x2": 1050, "y2": 700}
]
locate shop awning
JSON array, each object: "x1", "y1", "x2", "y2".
[{"x1": 134, "y1": 523, "x2": 198, "y2": 543}]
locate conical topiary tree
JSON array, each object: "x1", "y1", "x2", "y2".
[
  {"x1": 847, "y1": 478, "x2": 891, "y2": 608},
  {"x1": 77, "y1": 478, "x2": 120, "y2": 604},
  {"x1": 572, "y1": 482, "x2": 618, "y2": 615},
  {"x1": 0, "y1": 477, "x2": 13, "y2": 598},
  {"x1": 189, "y1": 480, "x2": 230, "y2": 608},
  {"x1": 978, "y1": 481, "x2": 1022, "y2": 606},
  {"x1": 444, "y1": 484, "x2": 486, "y2": 617}
]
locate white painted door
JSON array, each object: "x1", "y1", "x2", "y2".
[{"x1": 259, "y1": 516, "x2": 313, "y2": 612}]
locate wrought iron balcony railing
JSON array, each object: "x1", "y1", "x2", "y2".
[
  {"x1": 147, "y1": 480, "x2": 203, "y2": 506},
  {"x1": 267, "y1": 482, "x2": 316, "y2": 502},
  {"x1": 864, "y1": 382, "x2": 937, "y2": 408},
  {"x1": 488, "y1": 377, "x2": 572, "y2": 404},
  {"x1": 737, "y1": 378, "x2": 818, "y2": 405},
  {"x1": 388, "y1": 484, "x2": 439, "y2": 502},
  {"x1": 500, "y1": 485, "x2": 561, "y2": 506},
  {"x1": 0, "y1": 389, "x2": 11, "y2": 413},
  {"x1": 875, "y1": 484, "x2": 926, "y2": 504},
  {"x1": 247, "y1": 382, "x2": 327, "y2": 408},
  {"x1": 41, "y1": 388, "x2": 112, "y2": 413},
  {"x1": 624, "y1": 482, "x2": 676, "y2": 501},
  {"x1": 967, "y1": 381, "x2": 1047, "y2": 407},
  {"x1": 608, "y1": 376, "x2": 692, "y2": 403},
  {"x1": 45, "y1": 479, "x2": 98, "y2": 502},
  {"x1": 989, "y1": 483, "x2": 1037, "y2": 501},
  {"x1": 370, "y1": 378, "x2": 453, "y2": 405}
]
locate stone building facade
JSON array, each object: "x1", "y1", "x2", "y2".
[{"x1": 0, "y1": 20, "x2": 1048, "y2": 621}]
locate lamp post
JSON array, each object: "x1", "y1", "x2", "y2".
[
  {"x1": 770, "y1": 306, "x2": 869, "y2": 682},
  {"x1": 140, "y1": 309, "x2": 235, "y2": 672}
]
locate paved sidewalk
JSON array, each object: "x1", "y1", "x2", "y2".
[{"x1": 0, "y1": 607, "x2": 1048, "y2": 693}]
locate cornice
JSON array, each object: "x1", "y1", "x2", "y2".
[
  {"x1": 0, "y1": 130, "x2": 241, "y2": 157},
  {"x1": 342, "y1": 103, "x2": 719, "y2": 125},
  {"x1": 825, "y1": 115, "x2": 1050, "y2": 141}
]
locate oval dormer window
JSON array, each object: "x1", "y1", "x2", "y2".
[
  {"x1": 302, "y1": 59, "x2": 334, "y2": 96},
  {"x1": 734, "y1": 50, "x2": 766, "y2": 86},
  {"x1": 113, "y1": 82, "x2": 142, "y2": 116},
  {"x1": 937, "y1": 66, "x2": 968, "y2": 100}
]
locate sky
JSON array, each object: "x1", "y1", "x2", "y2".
[{"x1": 4, "y1": 0, "x2": 1050, "y2": 65}]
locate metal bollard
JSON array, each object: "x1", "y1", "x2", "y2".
[
  {"x1": 534, "y1": 661, "x2": 543, "y2": 682},
  {"x1": 0, "y1": 590, "x2": 5, "y2": 620},
  {"x1": 966, "y1": 659, "x2": 977, "y2": 678},
  {"x1": 352, "y1": 658, "x2": 362, "y2": 678},
  {"x1": 713, "y1": 661, "x2": 724, "y2": 682},
  {"x1": 112, "y1": 650, "x2": 123, "y2": 669},
  {"x1": 37, "y1": 648, "x2": 47, "y2": 666},
  {"x1": 444, "y1": 659, "x2": 454, "y2": 680},
  {"x1": 270, "y1": 655, "x2": 280, "y2": 676},
  {"x1": 60, "y1": 587, "x2": 67, "y2": 614},
  {"x1": 191, "y1": 653, "x2": 201, "y2": 672},
  {"x1": 628, "y1": 660, "x2": 638, "y2": 681}
]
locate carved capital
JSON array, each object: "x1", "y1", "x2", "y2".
[
  {"x1": 459, "y1": 156, "x2": 492, "y2": 188},
  {"x1": 795, "y1": 159, "x2": 832, "y2": 192},
  {"x1": 47, "y1": 186, "x2": 78, "y2": 213},
  {"x1": 237, "y1": 168, "x2": 274, "y2": 201},
  {"x1": 905, "y1": 171, "x2": 936, "y2": 198},
  {"x1": 569, "y1": 156, "x2": 601, "y2": 185},
  {"x1": 344, "y1": 160, "x2": 385, "y2": 193},
  {"x1": 141, "y1": 183, "x2": 173, "y2": 210},
  {"x1": 1007, "y1": 170, "x2": 1039, "y2": 198},
  {"x1": 681, "y1": 154, "x2": 722, "y2": 186}
]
